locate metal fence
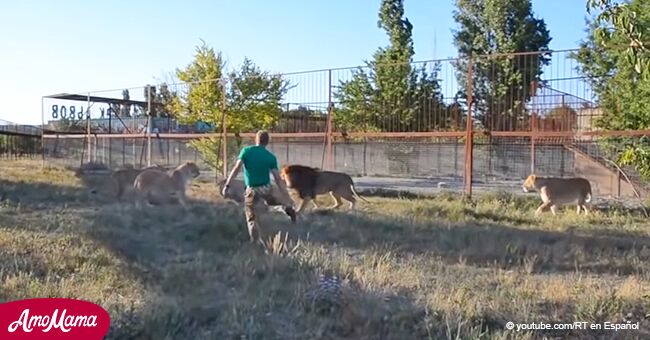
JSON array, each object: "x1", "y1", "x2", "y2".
[
  {"x1": 0, "y1": 119, "x2": 43, "y2": 159},
  {"x1": 39, "y1": 49, "x2": 650, "y2": 199}
]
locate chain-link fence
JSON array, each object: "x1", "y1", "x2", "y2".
[{"x1": 42, "y1": 135, "x2": 208, "y2": 170}]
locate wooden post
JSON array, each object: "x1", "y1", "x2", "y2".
[{"x1": 463, "y1": 57, "x2": 474, "y2": 198}]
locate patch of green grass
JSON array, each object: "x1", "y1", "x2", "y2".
[{"x1": 1, "y1": 160, "x2": 649, "y2": 339}]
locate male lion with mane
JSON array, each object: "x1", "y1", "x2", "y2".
[
  {"x1": 522, "y1": 174, "x2": 592, "y2": 216},
  {"x1": 133, "y1": 161, "x2": 201, "y2": 210},
  {"x1": 280, "y1": 164, "x2": 369, "y2": 213}
]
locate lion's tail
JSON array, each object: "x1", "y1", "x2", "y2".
[{"x1": 350, "y1": 184, "x2": 370, "y2": 203}]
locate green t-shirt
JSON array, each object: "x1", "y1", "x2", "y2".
[{"x1": 238, "y1": 145, "x2": 278, "y2": 187}]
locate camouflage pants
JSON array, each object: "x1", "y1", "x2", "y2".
[{"x1": 244, "y1": 184, "x2": 296, "y2": 243}]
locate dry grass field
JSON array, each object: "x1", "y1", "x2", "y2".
[{"x1": 1, "y1": 159, "x2": 649, "y2": 339}]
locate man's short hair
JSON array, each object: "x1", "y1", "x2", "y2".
[{"x1": 256, "y1": 130, "x2": 270, "y2": 146}]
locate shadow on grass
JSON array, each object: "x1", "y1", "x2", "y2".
[
  {"x1": 270, "y1": 204, "x2": 650, "y2": 277},
  {"x1": 462, "y1": 209, "x2": 534, "y2": 225},
  {"x1": 1, "y1": 177, "x2": 493, "y2": 339},
  {"x1": 0, "y1": 178, "x2": 100, "y2": 208},
  {"x1": 4, "y1": 173, "x2": 650, "y2": 278},
  {"x1": 2, "y1": 173, "x2": 650, "y2": 339}
]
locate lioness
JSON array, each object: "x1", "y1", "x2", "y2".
[
  {"x1": 110, "y1": 164, "x2": 166, "y2": 201},
  {"x1": 522, "y1": 174, "x2": 593, "y2": 216},
  {"x1": 88, "y1": 164, "x2": 165, "y2": 200},
  {"x1": 133, "y1": 161, "x2": 201, "y2": 210},
  {"x1": 280, "y1": 164, "x2": 369, "y2": 213}
]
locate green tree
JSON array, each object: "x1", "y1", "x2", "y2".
[
  {"x1": 170, "y1": 41, "x2": 291, "y2": 171},
  {"x1": 334, "y1": 0, "x2": 449, "y2": 133},
  {"x1": 170, "y1": 41, "x2": 228, "y2": 171},
  {"x1": 587, "y1": 0, "x2": 650, "y2": 77},
  {"x1": 172, "y1": 41, "x2": 227, "y2": 127},
  {"x1": 574, "y1": 0, "x2": 650, "y2": 178},
  {"x1": 452, "y1": 0, "x2": 552, "y2": 131},
  {"x1": 226, "y1": 57, "x2": 291, "y2": 133}
]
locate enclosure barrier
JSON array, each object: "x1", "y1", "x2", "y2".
[
  {"x1": 39, "y1": 49, "x2": 650, "y2": 199},
  {"x1": 40, "y1": 129, "x2": 650, "y2": 200},
  {"x1": 0, "y1": 119, "x2": 43, "y2": 159}
]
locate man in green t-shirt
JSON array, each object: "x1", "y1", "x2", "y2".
[{"x1": 221, "y1": 130, "x2": 296, "y2": 244}]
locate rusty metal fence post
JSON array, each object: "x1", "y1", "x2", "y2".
[
  {"x1": 463, "y1": 57, "x2": 474, "y2": 198},
  {"x1": 40, "y1": 96, "x2": 45, "y2": 169},
  {"x1": 86, "y1": 93, "x2": 92, "y2": 165},
  {"x1": 221, "y1": 78, "x2": 228, "y2": 178},
  {"x1": 531, "y1": 111, "x2": 537, "y2": 174},
  {"x1": 323, "y1": 69, "x2": 334, "y2": 171},
  {"x1": 146, "y1": 85, "x2": 152, "y2": 167}
]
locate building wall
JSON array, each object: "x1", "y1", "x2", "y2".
[
  {"x1": 572, "y1": 147, "x2": 636, "y2": 198},
  {"x1": 576, "y1": 107, "x2": 602, "y2": 134},
  {"x1": 42, "y1": 136, "x2": 643, "y2": 198}
]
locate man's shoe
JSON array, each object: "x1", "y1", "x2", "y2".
[{"x1": 285, "y1": 207, "x2": 297, "y2": 223}]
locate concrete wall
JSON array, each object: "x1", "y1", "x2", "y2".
[
  {"x1": 42, "y1": 137, "x2": 641, "y2": 198},
  {"x1": 572, "y1": 146, "x2": 637, "y2": 198},
  {"x1": 43, "y1": 139, "x2": 570, "y2": 178}
]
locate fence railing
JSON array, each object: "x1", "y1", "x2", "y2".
[
  {"x1": 38, "y1": 49, "x2": 650, "y2": 199},
  {"x1": 42, "y1": 49, "x2": 598, "y2": 135},
  {"x1": 0, "y1": 119, "x2": 43, "y2": 158},
  {"x1": 39, "y1": 132, "x2": 650, "y2": 200}
]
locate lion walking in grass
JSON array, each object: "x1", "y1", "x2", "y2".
[
  {"x1": 522, "y1": 174, "x2": 593, "y2": 216},
  {"x1": 133, "y1": 161, "x2": 201, "y2": 210}
]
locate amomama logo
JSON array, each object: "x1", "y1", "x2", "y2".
[{"x1": 0, "y1": 298, "x2": 110, "y2": 340}]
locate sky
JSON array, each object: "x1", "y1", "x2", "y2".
[{"x1": 0, "y1": 0, "x2": 593, "y2": 125}]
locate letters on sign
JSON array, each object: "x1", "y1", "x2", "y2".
[
  {"x1": 51, "y1": 105, "x2": 118, "y2": 120},
  {"x1": 51, "y1": 105, "x2": 89, "y2": 120}
]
